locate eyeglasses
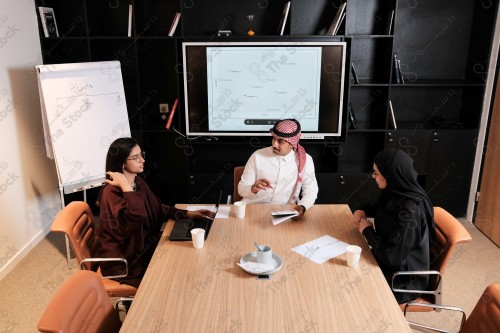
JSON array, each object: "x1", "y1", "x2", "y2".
[{"x1": 127, "y1": 151, "x2": 146, "y2": 161}]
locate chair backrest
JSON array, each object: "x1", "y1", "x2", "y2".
[
  {"x1": 51, "y1": 201, "x2": 98, "y2": 271},
  {"x1": 462, "y1": 283, "x2": 500, "y2": 333},
  {"x1": 52, "y1": 201, "x2": 138, "y2": 297},
  {"x1": 233, "y1": 166, "x2": 245, "y2": 203},
  {"x1": 38, "y1": 270, "x2": 122, "y2": 333},
  {"x1": 428, "y1": 207, "x2": 472, "y2": 291}
]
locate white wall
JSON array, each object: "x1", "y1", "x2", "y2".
[{"x1": 0, "y1": 1, "x2": 61, "y2": 280}]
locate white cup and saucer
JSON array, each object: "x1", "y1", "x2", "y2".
[{"x1": 237, "y1": 244, "x2": 283, "y2": 275}]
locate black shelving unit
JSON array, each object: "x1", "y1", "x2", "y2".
[{"x1": 34, "y1": 0, "x2": 499, "y2": 215}]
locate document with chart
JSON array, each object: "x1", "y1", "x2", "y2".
[{"x1": 292, "y1": 235, "x2": 349, "y2": 264}]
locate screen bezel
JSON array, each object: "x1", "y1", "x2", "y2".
[{"x1": 182, "y1": 40, "x2": 347, "y2": 139}]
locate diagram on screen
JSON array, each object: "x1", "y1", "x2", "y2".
[{"x1": 207, "y1": 46, "x2": 322, "y2": 131}]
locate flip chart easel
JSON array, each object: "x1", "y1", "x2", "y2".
[{"x1": 36, "y1": 61, "x2": 131, "y2": 265}]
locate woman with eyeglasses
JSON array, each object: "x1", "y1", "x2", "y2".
[
  {"x1": 352, "y1": 148, "x2": 436, "y2": 304},
  {"x1": 95, "y1": 137, "x2": 213, "y2": 288}
]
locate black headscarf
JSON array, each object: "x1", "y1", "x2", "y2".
[{"x1": 374, "y1": 149, "x2": 436, "y2": 241}]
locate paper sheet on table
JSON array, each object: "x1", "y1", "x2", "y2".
[
  {"x1": 291, "y1": 235, "x2": 349, "y2": 264},
  {"x1": 236, "y1": 262, "x2": 275, "y2": 274},
  {"x1": 186, "y1": 205, "x2": 230, "y2": 219}
]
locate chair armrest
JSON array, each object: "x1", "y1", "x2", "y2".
[
  {"x1": 392, "y1": 270, "x2": 441, "y2": 293},
  {"x1": 392, "y1": 270, "x2": 442, "y2": 305},
  {"x1": 114, "y1": 297, "x2": 135, "y2": 322},
  {"x1": 403, "y1": 301, "x2": 466, "y2": 333},
  {"x1": 80, "y1": 258, "x2": 129, "y2": 279},
  {"x1": 114, "y1": 297, "x2": 135, "y2": 310}
]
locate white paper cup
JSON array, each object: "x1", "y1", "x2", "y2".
[
  {"x1": 234, "y1": 201, "x2": 246, "y2": 219},
  {"x1": 256, "y1": 245, "x2": 273, "y2": 265},
  {"x1": 346, "y1": 245, "x2": 362, "y2": 267},
  {"x1": 191, "y1": 228, "x2": 205, "y2": 249}
]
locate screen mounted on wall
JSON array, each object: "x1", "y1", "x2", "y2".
[{"x1": 182, "y1": 41, "x2": 346, "y2": 139}]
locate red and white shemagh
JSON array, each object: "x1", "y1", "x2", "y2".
[{"x1": 270, "y1": 119, "x2": 307, "y2": 203}]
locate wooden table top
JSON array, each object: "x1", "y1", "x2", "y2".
[{"x1": 120, "y1": 204, "x2": 411, "y2": 332}]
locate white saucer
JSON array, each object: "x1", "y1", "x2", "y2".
[{"x1": 238, "y1": 252, "x2": 283, "y2": 275}]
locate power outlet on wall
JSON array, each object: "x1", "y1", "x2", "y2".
[
  {"x1": 159, "y1": 103, "x2": 169, "y2": 114},
  {"x1": 159, "y1": 103, "x2": 169, "y2": 120}
]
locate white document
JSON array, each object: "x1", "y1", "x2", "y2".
[
  {"x1": 271, "y1": 210, "x2": 299, "y2": 225},
  {"x1": 291, "y1": 235, "x2": 349, "y2": 264},
  {"x1": 237, "y1": 262, "x2": 274, "y2": 274},
  {"x1": 186, "y1": 205, "x2": 230, "y2": 219}
]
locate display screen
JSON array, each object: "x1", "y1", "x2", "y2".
[{"x1": 182, "y1": 41, "x2": 346, "y2": 139}]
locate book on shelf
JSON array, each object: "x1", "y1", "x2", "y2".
[
  {"x1": 335, "y1": 13, "x2": 346, "y2": 35},
  {"x1": 277, "y1": 2, "x2": 291, "y2": 36},
  {"x1": 127, "y1": 4, "x2": 133, "y2": 37},
  {"x1": 388, "y1": 100, "x2": 397, "y2": 129},
  {"x1": 168, "y1": 12, "x2": 181, "y2": 37},
  {"x1": 396, "y1": 59, "x2": 405, "y2": 83},
  {"x1": 386, "y1": 10, "x2": 394, "y2": 35},
  {"x1": 38, "y1": 7, "x2": 59, "y2": 37},
  {"x1": 348, "y1": 103, "x2": 357, "y2": 129},
  {"x1": 392, "y1": 53, "x2": 404, "y2": 84},
  {"x1": 326, "y1": 2, "x2": 346, "y2": 35},
  {"x1": 351, "y1": 63, "x2": 360, "y2": 84}
]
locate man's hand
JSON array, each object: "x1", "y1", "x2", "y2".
[
  {"x1": 292, "y1": 205, "x2": 306, "y2": 219},
  {"x1": 251, "y1": 178, "x2": 273, "y2": 194}
]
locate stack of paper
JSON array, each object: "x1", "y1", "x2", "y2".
[{"x1": 271, "y1": 210, "x2": 299, "y2": 225}]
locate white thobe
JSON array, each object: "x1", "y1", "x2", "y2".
[{"x1": 238, "y1": 147, "x2": 318, "y2": 210}]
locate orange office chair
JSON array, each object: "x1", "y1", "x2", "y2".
[
  {"x1": 38, "y1": 270, "x2": 123, "y2": 333},
  {"x1": 392, "y1": 207, "x2": 472, "y2": 313},
  {"x1": 402, "y1": 283, "x2": 500, "y2": 333},
  {"x1": 51, "y1": 201, "x2": 137, "y2": 297},
  {"x1": 233, "y1": 166, "x2": 245, "y2": 203}
]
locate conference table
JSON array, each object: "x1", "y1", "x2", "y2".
[{"x1": 120, "y1": 204, "x2": 411, "y2": 332}]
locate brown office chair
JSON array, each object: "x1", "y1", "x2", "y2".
[
  {"x1": 402, "y1": 283, "x2": 500, "y2": 333},
  {"x1": 51, "y1": 201, "x2": 137, "y2": 297},
  {"x1": 233, "y1": 166, "x2": 245, "y2": 203},
  {"x1": 393, "y1": 207, "x2": 472, "y2": 312},
  {"x1": 38, "y1": 270, "x2": 122, "y2": 333}
]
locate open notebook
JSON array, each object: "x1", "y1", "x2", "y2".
[{"x1": 271, "y1": 210, "x2": 299, "y2": 225}]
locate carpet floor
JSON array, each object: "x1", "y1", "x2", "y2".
[{"x1": 0, "y1": 218, "x2": 498, "y2": 332}]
